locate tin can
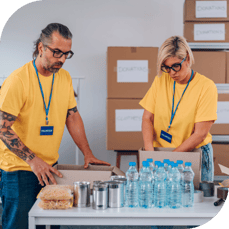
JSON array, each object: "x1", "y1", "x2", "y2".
[
  {"x1": 102, "y1": 181, "x2": 124, "y2": 208},
  {"x1": 92, "y1": 183, "x2": 108, "y2": 210},
  {"x1": 73, "y1": 181, "x2": 90, "y2": 207}
]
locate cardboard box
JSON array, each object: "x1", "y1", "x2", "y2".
[
  {"x1": 212, "y1": 144, "x2": 229, "y2": 175},
  {"x1": 184, "y1": 0, "x2": 229, "y2": 22},
  {"x1": 139, "y1": 147, "x2": 202, "y2": 189},
  {"x1": 226, "y1": 52, "x2": 229, "y2": 83},
  {"x1": 53, "y1": 164, "x2": 125, "y2": 188},
  {"x1": 184, "y1": 21, "x2": 229, "y2": 42},
  {"x1": 192, "y1": 51, "x2": 226, "y2": 83},
  {"x1": 210, "y1": 94, "x2": 229, "y2": 134},
  {"x1": 107, "y1": 98, "x2": 144, "y2": 150},
  {"x1": 107, "y1": 47, "x2": 158, "y2": 99}
]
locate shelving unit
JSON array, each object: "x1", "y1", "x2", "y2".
[{"x1": 189, "y1": 43, "x2": 229, "y2": 181}]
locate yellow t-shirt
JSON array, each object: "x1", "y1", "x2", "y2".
[
  {"x1": 139, "y1": 72, "x2": 217, "y2": 148},
  {"x1": 0, "y1": 61, "x2": 77, "y2": 171}
]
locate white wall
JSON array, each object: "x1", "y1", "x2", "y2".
[{"x1": 0, "y1": 0, "x2": 185, "y2": 173}]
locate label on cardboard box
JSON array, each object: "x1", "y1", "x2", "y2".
[
  {"x1": 194, "y1": 23, "x2": 225, "y2": 40},
  {"x1": 196, "y1": 1, "x2": 227, "y2": 18},
  {"x1": 117, "y1": 60, "x2": 148, "y2": 83},
  {"x1": 215, "y1": 101, "x2": 229, "y2": 124},
  {"x1": 115, "y1": 109, "x2": 144, "y2": 132}
]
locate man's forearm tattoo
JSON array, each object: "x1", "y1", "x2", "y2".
[
  {"x1": 0, "y1": 111, "x2": 35, "y2": 161},
  {"x1": 66, "y1": 106, "x2": 78, "y2": 118}
]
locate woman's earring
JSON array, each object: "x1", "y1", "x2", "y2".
[{"x1": 40, "y1": 54, "x2": 42, "y2": 58}]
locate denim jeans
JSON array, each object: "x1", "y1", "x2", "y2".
[
  {"x1": 0, "y1": 169, "x2": 43, "y2": 229},
  {"x1": 200, "y1": 143, "x2": 214, "y2": 182}
]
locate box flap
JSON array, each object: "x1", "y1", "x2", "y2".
[
  {"x1": 219, "y1": 164, "x2": 229, "y2": 175},
  {"x1": 53, "y1": 170, "x2": 112, "y2": 189},
  {"x1": 112, "y1": 166, "x2": 126, "y2": 176},
  {"x1": 53, "y1": 164, "x2": 125, "y2": 188},
  {"x1": 54, "y1": 164, "x2": 113, "y2": 171}
]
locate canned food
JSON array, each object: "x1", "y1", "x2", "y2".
[
  {"x1": 101, "y1": 181, "x2": 124, "y2": 208},
  {"x1": 73, "y1": 181, "x2": 90, "y2": 207},
  {"x1": 92, "y1": 183, "x2": 108, "y2": 210}
]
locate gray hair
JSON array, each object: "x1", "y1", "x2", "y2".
[{"x1": 32, "y1": 23, "x2": 73, "y2": 59}]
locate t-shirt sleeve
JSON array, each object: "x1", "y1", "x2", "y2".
[
  {"x1": 68, "y1": 75, "x2": 77, "y2": 110},
  {"x1": 139, "y1": 76, "x2": 159, "y2": 114},
  {"x1": 0, "y1": 75, "x2": 25, "y2": 117},
  {"x1": 195, "y1": 81, "x2": 218, "y2": 123}
]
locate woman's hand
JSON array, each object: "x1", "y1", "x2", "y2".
[{"x1": 142, "y1": 109, "x2": 155, "y2": 151}]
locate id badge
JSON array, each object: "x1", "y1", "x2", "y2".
[
  {"x1": 40, "y1": 126, "x2": 54, "y2": 136},
  {"x1": 160, "y1": 130, "x2": 172, "y2": 143}
]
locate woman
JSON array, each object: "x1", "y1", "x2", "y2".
[{"x1": 139, "y1": 35, "x2": 217, "y2": 182}]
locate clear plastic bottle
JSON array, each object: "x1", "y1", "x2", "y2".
[
  {"x1": 125, "y1": 162, "x2": 139, "y2": 208},
  {"x1": 146, "y1": 158, "x2": 155, "y2": 174},
  {"x1": 165, "y1": 161, "x2": 174, "y2": 207},
  {"x1": 154, "y1": 161, "x2": 161, "y2": 171},
  {"x1": 163, "y1": 159, "x2": 170, "y2": 172},
  {"x1": 146, "y1": 158, "x2": 155, "y2": 207},
  {"x1": 167, "y1": 163, "x2": 182, "y2": 209},
  {"x1": 154, "y1": 163, "x2": 167, "y2": 208},
  {"x1": 177, "y1": 160, "x2": 184, "y2": 201},
  {"x1": 182, "y1": 162, "x2": 194, "y2": 208},
  {"x1": 138, "y1": 161, "x2": 153, "y2": 208}
]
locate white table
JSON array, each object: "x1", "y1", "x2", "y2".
[{"x1": 29, "y1": 195, "x2": 223, "y2": 229}]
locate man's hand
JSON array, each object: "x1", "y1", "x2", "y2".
[
  {"x1": 27, "y1": 156, "x2": 63, "y2": 186},
  {"x1": 84, "y1": 153, "x2": 111, "y2": 169}
]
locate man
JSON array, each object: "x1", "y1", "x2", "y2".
[{"x1": 0, "y1": 23, "x2": 110, "y2": 229}]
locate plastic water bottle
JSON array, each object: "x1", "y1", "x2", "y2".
[
  {"x1": 138, "y1": 161, "x2": 153, "y2": 208},
  {"x1": 182, "y1": 162, "x2": 194, "y2": 208},
  {"x1": 146, "y1": 158, "x2": 155, "y2": 174},
  {"x1": 163, "y1": 159, "x2": 170, "y2": 172},
  {"x1": 177, "y1": 160, "x2": 184, "y2": 198},
  {"x1": 146, "y1": 158, "x2": 155, "y2": 207},
  {"x1": 167, "y1": 161, "x2": 173, "y2": 175},
  {"x1": 125, "y1": 162, "x2": 139, "y2": 208},
  {"x1": 154, "y1": 163, "x2": 167, "y2": 208},
  {"x1": 165, "y1": 161, "x2": 174, "y2": 206},
  {"x1": 154, "y1": 161, "x2": 161, "y2": 171},
  {"x1": 167, "y1": 163, "x2": 182, "y2": 209}
]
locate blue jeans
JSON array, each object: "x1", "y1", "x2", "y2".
[
  {"x1": 0, "y1": 169, "x2": 43, "y2": 229},
  {"x1": 200, "y1": 143, "x2": 214, "y2": 182}
]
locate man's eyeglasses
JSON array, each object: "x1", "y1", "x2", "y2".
[
  {"x1": 161, "y1": 56, "x2": 186, "y2": 73},
  {"x1": 45, "y1": 46, "x2": 74, "y2": 59}
]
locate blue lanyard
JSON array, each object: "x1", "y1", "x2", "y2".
[
  {"x1": 33, "y1": 59, "x2": 55, "y2": 125},
  {"x1": 167, "y1": 70, "x2": 194, "y2": 132}
]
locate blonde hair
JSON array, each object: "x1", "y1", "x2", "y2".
[{"x1": 157, "y1": 35, "x2": 194, "y2": 76}]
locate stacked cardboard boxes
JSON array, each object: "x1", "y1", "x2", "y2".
[
  {"x1": 184, "y1": 0, "x2": 229, "y2": 42},
  {"x1": 106, "y1": 47, "x2": 158, "y2": 150},
  {"x1": 184, "y1": 1, "x2": 229, "y2": 155},
  {"x1": 212, "y1": 144, "x2": 229, "y2": 176}
]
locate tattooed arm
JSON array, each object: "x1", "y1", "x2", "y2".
[
  {"x1": 66, "y1": 106, "x2": 110, "y2": 168},
  {"x1": 0, "y1": 110, "x2": 62, "y2": 185}
]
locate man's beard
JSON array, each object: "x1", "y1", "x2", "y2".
[{"x1": 43, "y1": 60, "x2": 63, "y2": 74}]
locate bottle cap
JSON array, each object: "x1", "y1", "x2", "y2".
[
  {"x1": 129, "y1": 162, "x2": 136, "y2": 166},
  {"x1": 177, "y1": 160, "x2": 183, "y2": 164},
  {"x1": 161, "y1": 162, "x2": 164, "y2": 167},
  {"x1": 170, "y1": 161, "x2": 175, "y2": 167},
  {"x1": 185, "y1": 162, "x2": 192, "y2": 166},
  {"x1": 173, "y1": 163, "x2": 178, "y2": 167},
  {"x1": 146, "y1": 158, "x2": 153, "y2": 162},
  {"x1": 163, "y1": 159, "x2": 170, "y2": 164},
  {"x1": 142, "y1": 161, "x2": 149, "y2": 167}
]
